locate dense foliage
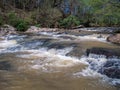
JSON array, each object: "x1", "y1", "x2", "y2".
[
  {"x1": 0, "y1": 0, "x2": 120, "y2": 30},
  {"x1": 7, "y1": 12, "x2": 29, "y2": 31},
  {"x1": 59, "y1": 15, "x2": 80, "y2": 28}
]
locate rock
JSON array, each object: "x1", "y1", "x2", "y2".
[
  {"x1": 26, "y1": 26, "x2": 60, "y2": 33},
  {"x1": 107, "y1": 34, "x2": 120, "y2": 45},
  {"x1": 86, "y1": 47, "x2": 120, "y2": 58},
  {"x1": 66, "y1": 47, "x2": 84, "y2": 58},
  {"x1": 78, "y1": 27, "x2": 120, "y2": 33},
  {"x1": 100, "y1": 60, "x2": 120, "y2": 79},
  {"x1": 58, "y1": 36, "x2": 75, "y2": 40},
  {"x1": 0, "y1": 24, "x2": 16, "y2": 36},
  {"x1": 26, "y1": 26, "x2": 39, "y2": 33},
  {"x1": 44, "y1": 42, "x2": 76, "y2": 49},
  {"x1": 72, "y1": 25, "x2": 85, "y2": 29}
]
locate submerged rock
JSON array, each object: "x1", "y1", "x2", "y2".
[
  {"x1": 58, "y1": 36, "x2": 75, "y2": 40},
  {"x1": 107, "y1": 34, "x2": 120, "y2": 45},
  {"x1": 86, "y1": 47, "x2": 120, "y2": 79},
  {"x1": 100, "y1": 60, "x2": 120, "y2": 79},
  {"x1": 0, "y1": 61, "x2": 12, "y2": 71},
  {"x1": 46, "y1": 42, "x2": 76, "y2": 49},
  {"x1": 86, "y1": 47, "x2": 120, "y2": 58}
]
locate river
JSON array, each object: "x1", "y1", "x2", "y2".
[{"x1": 0, "y1": 30, "x2": 120, "y2": 90}]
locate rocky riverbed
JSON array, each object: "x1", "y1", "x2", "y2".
[{"x1": 0, "y1": 26, "x2": 120, "y2": 90}]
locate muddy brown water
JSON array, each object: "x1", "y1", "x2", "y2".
[{"x1": 0, "y1": 31, "x2": 120, "y2": 90}]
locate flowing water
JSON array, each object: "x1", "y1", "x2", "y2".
[{"x1": 0, "y1": 31, "x2": 120, "y2": 90}]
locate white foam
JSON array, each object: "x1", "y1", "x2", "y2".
[
  {"x1": 0, "y1": 35, "x2": 27, "y2": 52},
  {"x1": 77, "y1": 34, "x2": 108, "y2": 42},
  {"x1": 1, "y1": 40, "x2": 17, "y2": 47},
  {"x1": 73, "y1": 55, "x2": 120, "y2": 85},
  {"x1": 39, "y1": 32, "x2": 107, "y2": 42},
  {"x1": 39, "y1": 32, "x2": 58, "y2": 36},
  {"x1": 73, "y1": 67, "x2": 102, "y2": 77},
  {"x1": 16, "y1": 47, "x2": 83, "y2": 73},
  {"x1": 6, "y1": 34, "x2": 27, "y2": 39},
  {"x1": 0, "y1": 40, "x2": 17, "y2": 51}
]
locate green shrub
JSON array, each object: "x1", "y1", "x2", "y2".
[
  {"x1": 59, "y1": 15, "x2": 80, "y2": 28},
  {"x1": 8, "y1": 12, "x2": 19, "y2": 27},
  {"x1": 16, "y1": 20, "x2": 29, "y2": 31},
  {"x1": 7, "y1": 12, "x2": 29, "y2": 31}
]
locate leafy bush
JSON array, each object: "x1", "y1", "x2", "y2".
[
  {"x1": 8, "y1": 12, "x2": 18, "y2": 27},
  {"x1": 7, "y1": 12, "x2": 29, "y2": 31},
  {"x1": 16, "y1": 20, "x2": 29, "y2": 31},
  {"x1": 59, "y1": 15, "x2": 80, "y2": 28}
]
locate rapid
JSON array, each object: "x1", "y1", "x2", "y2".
[{"x1": 0, "y1": 30, "x2": 120, "y2": 90}]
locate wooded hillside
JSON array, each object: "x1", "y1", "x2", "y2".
[{"x1": 0, "y1": 0, "x2": 120, "y2": 30}]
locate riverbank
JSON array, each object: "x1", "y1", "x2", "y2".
[
  {"x1": 1, "y1": 24, "x2": 120, "y2": 33},
  {"x1": 1, "y1": 25, "x2": 120, "y2": 45},
  {"x1": 25, "y1": 26, "x2": 120, "y2": 33}
]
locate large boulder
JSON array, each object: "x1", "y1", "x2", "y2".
[
  {"x1": 107, "y1": 34, "x2": 120, "y2": 45},
  {"x1": 0, "y1": 24, "x2": 16, "y2": 36},
  {"x1": 86, "y1": 47, "x2": 120, "y2": 58}
]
